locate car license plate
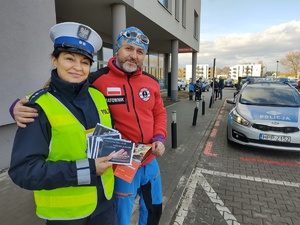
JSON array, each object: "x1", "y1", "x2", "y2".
[{"x1": 259, "y1": 134, "x2": 291, "y2": 142}]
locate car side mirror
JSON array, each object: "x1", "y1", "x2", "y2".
[{"x1": 226, "y1": 98, "x2": 235, "y2": 105}]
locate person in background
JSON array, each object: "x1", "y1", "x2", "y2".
[
  {"x1": 11, "y1": 26, "x2": 167, "y2": 225},
  {"x1": 211, "y1": 78, "x2": 219, "y2": 101},
  {"x1": 194, "y1": 79, "x2": 202, "y2": 101},
  {"x1": 218, "y1": 77, "x2": 224, "y2": 100},
  {"x1": 194, "y1": 80, "x2": 201, "y2": 101},
  {"x1": 8, "y1": 22, "x2": 117, "y2": 225},
  {"x1": 188, "y1": 79, "x2": 194, "y2": 100}
]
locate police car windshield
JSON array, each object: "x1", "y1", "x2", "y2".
[{"x1": 239, "y1": 85, "x2": 300, "y2": 107}]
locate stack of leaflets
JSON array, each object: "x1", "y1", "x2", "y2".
[
  {"x1": 86, "y1": 123, "x2": 135, "y2": 166},
  {"x1": 86, "y1": 124, "x2": 154, "y2": 183},
  {"x1": 113, "y1": 143, "x2": 152, "y2": 184}
]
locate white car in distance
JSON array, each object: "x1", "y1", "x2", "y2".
[{"x1": 178, "y1": 78, "x2": 187, "y2": 91}]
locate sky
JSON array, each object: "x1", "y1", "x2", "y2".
[{"x1": 178, "y1": 0, "x2": 300, "y2": 72}]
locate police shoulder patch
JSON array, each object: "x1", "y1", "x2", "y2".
[{"x1": 28, "y1": 88, "x2": 49, "y2": 105}]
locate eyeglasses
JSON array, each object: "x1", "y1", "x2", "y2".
[{"x1": 121, "y1": 31, "x2": 149, "y2": 45}]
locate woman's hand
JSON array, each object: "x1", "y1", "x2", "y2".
[
  {"x1": 110, "y1": 149, "x2": 129, "y2": 159},
  {"x1": 95, "y1": 155, "x2": 113, "y2": 176}
]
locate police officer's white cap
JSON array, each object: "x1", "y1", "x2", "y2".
[{"x1": 50, "y1": 22, "x2": 102, "y2": 61}]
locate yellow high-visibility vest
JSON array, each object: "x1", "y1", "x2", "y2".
[{"x1": 33, "y1": 87, "x2": 114, "y2": 220}]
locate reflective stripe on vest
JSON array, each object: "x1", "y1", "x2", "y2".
[{"x1": 33, "y1": 87, "x2": 114, "y2": 220}]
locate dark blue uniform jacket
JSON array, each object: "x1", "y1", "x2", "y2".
[{"x1": 8, "y1": 70, "x2": 114, "y2": 215}]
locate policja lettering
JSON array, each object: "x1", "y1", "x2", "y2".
[
  {"x1": 101, "y1": 108, "x2": 110, "y2": 115},
  {"x1": 260, "y1": 114, "x2": 291, "y2": 121}
]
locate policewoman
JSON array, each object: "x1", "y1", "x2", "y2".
[{"x1": 8, "y1": 22, "x2": 117, "y2": 225}]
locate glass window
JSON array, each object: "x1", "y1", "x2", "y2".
[
  {"x1": 240, "y1": 85, "x2": 300, "y2": 107},
  {"x1": 149, "y1": 53, "x2": 158, "y2": 68},
  {"x1": 182, "y1": 0, "x2": 186, "y2": 27},
  {"x1": 143, "y1": 52, "x2": 166, "y2": 89},
  {"x1": 103, "y1": 47, "x2": 113, "y2": 62},
  {"x1": 158, "y1": 0, "x2": 171, "y2": 12},
  {"x1": 90, "y1": 47, "x2": 113, "y2": 72},
  {"x1": 175, "y1": 0, "x2": 179, "y2": 21},
  {"x1": 158, "y1": 0, "x2": 168, "y2": 8},
  {"x1": 194, "y1": 10, "x2": 199, "y2": 40}
]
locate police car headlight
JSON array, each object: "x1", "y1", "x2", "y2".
[{"x1": 231, "y1": 109, "x2": 249, "y2": 126}]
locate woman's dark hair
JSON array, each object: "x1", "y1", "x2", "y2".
[
  {"x1": 51, "y1": 48, "x2": 93, "y2": 65},
  {"x1": 42, "y1": 49, "x2": 63, "y2": 88},
  {"x1": 51, "y1": 48, "x2": 61, "y2": 59}
]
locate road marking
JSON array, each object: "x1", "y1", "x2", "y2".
[
  {"x1": 203, "y1": 141, "x2": 217, "y2": 157},
  {"x1": 240, "y1": 157, "x2": 300, "y2": 167},
  {"x1": 172, "y1": 168, "x2": 199, "y2": 225},
  {"x1": 199, "y1": 168, "x2": 300, "y2": 187},
  {"x1": 173, "y1": 167, "x2": 300, "y2": 225},
  {"x1": 214, "y1": 120, "x2": 220, "y2": 126},
  {"x1": 173, "y1": 167, "x2": 240, "y2": 225},
  {"x1": 210, "y1": 128, "x2": 217, "y2": 137}
]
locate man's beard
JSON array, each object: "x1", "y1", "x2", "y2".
[
  {"x1": 117, "y1": 57, "x2": 141, "y2": 73},
  {"x1": 122, "y1": 61, "x2": 138, "y2": 73}
]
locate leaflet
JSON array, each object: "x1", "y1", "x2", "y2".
[
  {"x1": 93, "y1": 123, "x2": 121, "y2": 137},
  {"x1": 132, "y1": 143, "x2": 152, "y2": 163},
  {"x1": 98, "y1": 138, "x2": 134, "y2": 166},
  {"x1": 86, "y1": 123, "x2": 134, "y2": 166}
]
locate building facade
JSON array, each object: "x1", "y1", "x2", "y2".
[
  {"x1": 186, "y1": 64, "x2": 210, "y2": 81},
  {"x1": 229, "y1": 64, "x2": 262, "y2": 81}
]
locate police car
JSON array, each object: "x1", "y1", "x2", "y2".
[{"x1": 226, "y1": 77, "x2": 300, "y2": 151}]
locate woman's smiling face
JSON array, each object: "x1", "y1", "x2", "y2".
[{"x1": 51, "y1": 52, "x2": 91, "y2": 83}]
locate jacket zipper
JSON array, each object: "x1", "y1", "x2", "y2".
[
  {"x1": 126, "y1": 76, "x2": 144, "y2": 143},
  {"x1": 123, "y1": 84, "x2": 130, "y2": 112}
]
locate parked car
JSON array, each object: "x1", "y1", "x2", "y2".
[
  {"x1": 224, "y1": 79, "x2": 235, "y2": 88},
  {"x1": 288, "y1": 78, "x2": 298, "y2": 87},
  {"x1": 178, "y1": 78, "x2": 187, "y2": 90},
  {"x1": 201, "y1": 81, "x2": 210, "y2": 92},
  {"x1": 233, "y1": 78, "x2": 247, "y2": 97},
  {"x1": 226, "y1": 77, "x2": 300, "y2": 151}
]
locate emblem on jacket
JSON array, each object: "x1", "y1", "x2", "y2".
[
  {"x1": 107, "y1": 87, "x2": 121, "y2": 96},
  {"x1": 139, "y1": 88, "x2": 150, "y2": 101},
  {"x1": 105, "y1": 87, "x2": 125, "y2": 104}
]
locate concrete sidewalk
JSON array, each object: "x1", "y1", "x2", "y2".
[
  {"x1": 0, "y1": 90, "x2": 224, "y2": 225},
  {"x1": 158, "y1": 91, "x2": 224, "y2": 225}
]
